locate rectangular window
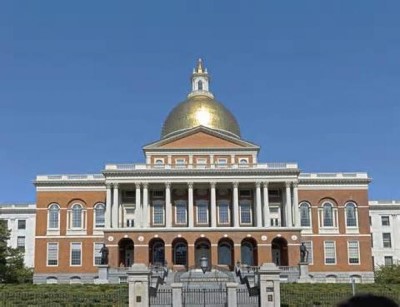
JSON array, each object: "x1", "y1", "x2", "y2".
[
  {"x1": 218, "y1": 202, "x2": 230, "y2": 224},
  {"x1": 240, "y1": 202, "x2": 252, "y2": 224},
  {"x1": 385, "y1": 256, "x2": 393, "y2": 266},
  {"x1": 371, "y1": 234, "x2": 374, "y2": 248},
  {"x1": 216, "y1": 158, "x2": 228, "y2": 168},
  {"x1": 381, "y1": 216, "x2": 390, "y2": 226},
  {"x1": 270, "y1": 218, "x2": 279, "y2": 226},
  {"x1": 71, "y1": 243, "x2": 82, "y2": 266},
  {"x1": 348, "y1": 241, "x2": 360, "y2": 264},
  {"x1": 239, "y1": 190, "x2": 251, "y2": 197},
  {"x1": 94, "y1": 243, "x2": 103, "y2": 265},
  {"x1": 175, "y1": 158, "x2": 186, "y2": 168},
  {"x1": 18, "y1": 220, "x2": 26, "y2": 230},
  {"x1": 153, "y1": 203, "x2": 164, "y2": 226},
  {"x1": 196, "y1": 158, "x2": 207, "y2": 168},
  {"x1": 324, "y1": 241, "x2": 336, "y2": 264},
  {"x1": 304, "y1": 241, "x2": 313, "y2": 264},
  {"x1": 47, "y1": 243, "x2": 58, "y2": 266},
  {"x1": 175, "y1": 203, "x2": 187, "y2": 225},
  {"x1": 17, "y1": 236, "x2": 25, "y2": 252},
  {"x1": 196, "y1": 203, "x2": 208, "y2": 224},
  {"x1": 126, "y1": 219, "x2": 134, "y2": 227},
  {"x1": 383, "y1": 233, "x2": 392, "y2": 248}
]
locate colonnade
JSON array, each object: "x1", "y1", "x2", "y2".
[{"x1": 105, "y1": 181, "x2": 300, "y2": 229}]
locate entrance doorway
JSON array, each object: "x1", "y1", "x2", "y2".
[
  {"x1": 149, "y1": 239, "x2": 165, "y2": 266},
  {"x1": 194, "y1": 238, "x2": 211, "y2": 268},
  {"x1": 271, "y1": 237, "x2": 288, "y2": 266},
  {"x1": 172, "y1": 238, "x2": 188, "y2": 267},
  {"x1": 217, "y1": 238, "x2": 234, "y2": 269},
  {"x1": 118, "y1": 238, "x2": 134, "y2": 267},
  {"x1": 241, "y1": 238, "x2": 258, "y2": 266}
]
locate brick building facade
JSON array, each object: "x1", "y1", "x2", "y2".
[{"x1": 33, "y1": 60, "x2": 374, "y2": 284}]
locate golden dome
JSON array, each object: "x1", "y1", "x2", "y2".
[{"x1": 161, "y1": 95, "x2": 241, "y2": 139}]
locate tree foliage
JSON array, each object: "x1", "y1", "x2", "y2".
[
  {"x1": 375, "y1": 264, "x2": 400, "y2": 284},
  {"x1": 0, "y1": 220, "x2": 33, "y2": 283}
]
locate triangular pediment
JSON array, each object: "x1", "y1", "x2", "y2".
[{"x1": 143, "y1": 126, "x2": 259, "y2": 150}]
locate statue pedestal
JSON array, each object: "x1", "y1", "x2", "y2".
[
  {"x1": 298, "y1": 262, "x2": 312, "y2": 283},
  {"x1": 95, "y1": 265, "x2": 109, "y2": 284}
]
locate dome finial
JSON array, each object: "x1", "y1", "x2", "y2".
[
  {"x1": 189, "y1": 58, "x2": 214, "y2": 99},
  {"x1": 196, "y1": 58, "x2": 204, "y2": 73}
]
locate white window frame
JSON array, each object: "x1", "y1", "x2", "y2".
[
  {"x1": 175, "y1": 200, "x2": 187, "y2": 225},
  {"x1": 17, "y1": 219, "x2": 26, "y2": 230},
  {"x1": 217, "y1": 200, "x2": 230, "y2": 225},
  {"x1": 94, "y1": 203, "x2": 105, "y2": 229},
  {"x1": 67, "y1": 203, "x2": 87, "y2": 232},
  {"x1": 47, "y1": 203, "x2": 60, "y2": 231},
  {"x1": 196, "y1": 200, "x2": 209, "y2": 225},
  {"x1": 345, "y1": 202, "x2": 359, "y2": 232},
  {"x1": 299, "y1": 202, "x2": 312, "y2": 229},
  {"x1": 239, "y1": 199, "x2": 252, "y2": 225},
  {"x1": 318, "y1": 202, "x2": 338, "y2": 233},
  {"x1": 324, "y1": 241, "x2": 336, "y2": 265},
  {"x1": 70, "y1": 242, "x2": 82, "y2": 266},
  {"x1": 383, "y1": 233, "x2": 392, "y2": 248},
  {"x1": 175, "y1": 158, "x2": 186, "y2": 169},
  {"x1": 17, "y1": 236, "x2": 25, "y2": 252},
  {"x1": 348, "y1": 241, "x2": 360, "y2": 265},
  {"x1": 154, "y1": 158, "x2": 165, "y2": 168},
  {"x1": 196, "y1": 158, "x2": 207, "y2": 169},
  {"x1": 381, "y1": 216, "x2": 390, "y2": 226},
  {"x1": 384, "y1": 256, "x2": 393, "y2": 266},
  {"x1": 93, "y1": 242, "x2": 103, "y2": 266},
  {"x1": 47, "y1": 242, "x2": 59, "y2": 267},
  {"x1": 238, "y1": 158, "x2": 249, "y2": 168},
  {"x1": 152, "y1": 200, "x2": 165, "y2": 226},
  {"x1": 216, "y1": 158, "x2": 228, "y2": 168}
]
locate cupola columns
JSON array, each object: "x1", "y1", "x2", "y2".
[{"x1": 188, "y1": 58, "x2": 214, "y2": 99}]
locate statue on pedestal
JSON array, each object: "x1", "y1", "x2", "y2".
[
  {"x1": 300, "y1": 242, "x2": 309, "y2": 263},
  {"x1": 100, "y1": 243, "x2": 109, "y2": 265}
]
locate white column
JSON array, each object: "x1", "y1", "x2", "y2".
[
  {"x1": 135, "y1": 183, "x2": 141, "y2": 228},
  {"x1": 263, "y1": 182, "x2": 270, "y2": 227},
  {"x1": 165, "y1": 182, "x2": 172, "y2": 228},
  {"x1": 112, "y1": 184, "x2": 119, "y2": 228},
  {"x1": 188, "y1": 182, "x2": 194, "y2": 228},
  {"x1": 255, "y1": 182, "x2": 262, "y2": 227},
  {"x1": 292, "y1": 182, "x2": 300, "y2": 227},
  {"x1": 142, "y1": 183, "x2": 149, "y2": 228},
  {"x1": 233, "y1": 182, "x2": 239, "y2": 227},
  {"x1": 105, "y1": 184, "x2": 112, "y2": 228},
  {"x1": 210, "y1": 182, "x2": 217, "y2": 227},
  {"x1": 285, "y1": 182, "x2": 292, "y2": 227}
]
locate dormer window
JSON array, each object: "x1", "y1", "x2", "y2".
[
  {"x1": 175, "y1": 158, "x2": 186, "y2": 168},
  {"x1": 216, "y1": 158, "x2": 228, "y2": 168},
  {"x1": 154, "y1": 159, "x2": 165, "y2": 168}
]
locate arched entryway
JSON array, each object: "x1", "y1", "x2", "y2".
[
  {"x1": 271, "y1": 237, "x2": 288, "y2": 266},
  {"x1": 149, "y1": 239, "x2": 165, "y2": 266},
  {"x1": 195, "y1": 238, "x2": 211, "y2": 269},
  {"x1": 241, "y1": 238, "x2": 258, "y2": 266},
  {"x1": 118, "y1": 238, "x2": 134, "y2": 267},
  {"x1": 172, "y1": 238, "x2": 188, "y2": 267},
  {"x1": 217, "y1": 238, "x2": 234, "y2": 269}
]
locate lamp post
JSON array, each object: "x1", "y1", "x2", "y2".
[{"x1": 200, "y1": 256, "x2": 208, "y2": 274}]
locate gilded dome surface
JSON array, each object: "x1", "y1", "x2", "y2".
[{"x1": 161, "y1": 95, "x2": 241, "y2": 139}]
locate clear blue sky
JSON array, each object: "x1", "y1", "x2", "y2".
[{"x1": 0, "y1": 1, "x2": 399, "y2": 202}]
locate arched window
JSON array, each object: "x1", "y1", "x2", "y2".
[
  {"x1": 72, "y1": 204, "x2": 83, "y2": 228},
  {"x1": 299, "y1": 202, "x2": 311, "y2": 227},
  {"x1": 345, "y1": 202, "x2": 358, "y2": 227},
  {"x1": 48, "y1": 204, "x2": 60, "y2": 229},
  {"x1": 94, "y1": 203, "x2": 105, "y2": 228},
  {"x1": 323, "y1": 203, "x2": 334, "y2": 227},
  {"x1": 198, "y1": 80, "x2": 203, "y2": 90}
]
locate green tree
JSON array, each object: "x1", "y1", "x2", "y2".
[
  {"x1": 375, "y1": 264, "x2": 400, "y2": 284},
  {"x1": 0, "y1": 220, "x2": 33, "y2": 283}
]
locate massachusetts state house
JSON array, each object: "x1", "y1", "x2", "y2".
[{"x1": 33, "y1": 60, "x2": 374, "y2": 284}]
